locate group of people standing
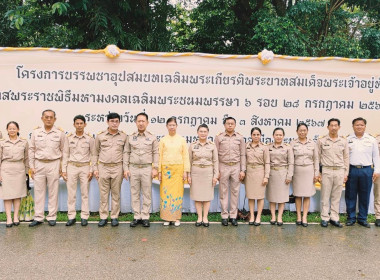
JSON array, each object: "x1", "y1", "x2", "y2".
[{"x1": 1, "y1": 110, "x2": 380, "y2": 229}]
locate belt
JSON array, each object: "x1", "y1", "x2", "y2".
[
  {"x1": 100, "y1": 162, "x2": 122, "y2": 167},
  {"x1": 247, "y1": 164, "x2": 264, "y2": 169},
  {"x1": 69, "y1": 161, "x2": 90, "y2": 167},
  {"x1": 323, "y1": 166, "x2": 342, "y2": 170},
  {"x1": 192, "y1": 164, "x2": 213, "y2": 168},
  {"x1": 350, "y1": 165, "x2": 372, "y2": 169},
  {"x1": 130, "y1": 163, "x2": 152, "y2": 168},
  {"x1": 222, "y1": 162, "x2": 238, "y2": 166},
  {"x1": 270, "y1": 166, "x2": 287, "y2": 171},
  {"x1": 37, "y1": 159, "x2": 59, "y2": 163},
  {"x1": 3, "y1": 159, "x2": 23, "y2": 163}
]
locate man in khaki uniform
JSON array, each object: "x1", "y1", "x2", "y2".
[
  {"x1": 374, "y1": 135, "x2": 380, "y2": 227},
  {"x1": 0, "y1": 131, "x2": 2, "y2": 139},
  {"x1": 215, "y1": 117, "x2": 246, "y2": 226},
  {"x1": 29, "y1": 109, "x2": 65, "y2": 227},
  {"x1": 62, "y1": 115, "x2": 96, "y2": 227},
  {"x1": 123, "y1": 112, "x2": 159, "y2": 228},
  {"x1": 317, "y1": 118, "x2": 349, "y2": 228},
  {"x1": 94, "y1": 112, "x2": 127, "y2": 227}
]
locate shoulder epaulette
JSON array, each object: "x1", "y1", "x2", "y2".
[
  {"x1": 284, "y1": 143, "x2": 289, "y2": 146},
  {"x1": 20, "y1": 137, "x2": 26, "y2": 140},
  {"x1": 86, "y1": 132, "x2": 94, "y2": 138},
  {"x1": 67, "y1": 132, "x2": 73, "y2": 137},
  {"x1": 34, "y1": 126, "x2": 40, "y2": 130},
  {"x1": 319, "y1": 135, "x2": 326, "y2": 139},
  {"x1": 98, "y1": 130, "x2": 104, "y2": 135},
  {"x1": 341, "y1": 135, "x2": 347, "y2": 139},
  {"x1": 120, "y1": 130, "x2": 126, "y2": 134},
  {"x1": 0, "y1": 138, "x2": 4, "y2": 141},
  {"x1": 58, "y1": 127, "x2": 64, "y2": 132},
  {"x1": 208, "y1": 140, "x2": 215, "y2": 145},
  {"x1": 236, "y1": 131, "x2": 242, "y2": 136},
  {"x1": 216, "y1": 131, "x2": 223, "y2": 136}
]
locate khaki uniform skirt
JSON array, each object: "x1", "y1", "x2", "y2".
[
  {"x1": 190, "y1": 165, "x2": 214, "y2": 201},
  {"x1": 292, "y1": 165, "x2": 316, "y2": 197},
  {"x1": 0, "y1": 161, "x2": 27, "y2": 200},
  {"x1": 245, "y1": 165, "x2": 265, "y2": 199},
  {"x1": 266, "y1": 168, "x2": 289, "y2": 203}
]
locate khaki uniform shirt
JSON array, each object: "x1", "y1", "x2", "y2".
[
  {"x1": 94, "y1": 129, "x2": 127, "y2": 171},
  {"x1": 29, "y1": 126, "x2": 65, "y2": 169},
  {"x1": 268, "y1": 143, "x2": 294, "y2": 181},
  {"x1": 123, "y1": 130, "x2": 159, "y2": 171},
  {"x1": 215, "y1": 131, "x2": 246, "y2": 171},
  {"x1": 0, "y1": 137, "x2": 29, "y2": 174},
  {"x1": 0, "y1": 131, "x2": 2, "y2": 139},
  {"x1": 317, "y1": 135, "x2": 349, "y2": 177},
  {"x1": 246, "y1": 142, "x2": 270, "y2": 179},
  {"x1": 290, "y1": 138, "x2": 319, "y2": 177},
  {"x1": 189, "y1": 140, "x2": 219, "y2": 179},
  {"x1": 62, "y1": 132, "x2": 96, "y2": 173}
]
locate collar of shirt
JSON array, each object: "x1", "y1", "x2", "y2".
[
  {"x1": 106, "y1": 130, "x2": 120, "y2": 136},
  {"x1": 327, "y1": 135, "x2": 342, "y2": 142},
  {"x1": 296, "y1": 138, "x2": 311, "y2": 144},
  {"x1": 223, "y1": 131, "x2": 236, "y2": 137},
  {"x1": 42, "y1": 126, "x2": 59, "y2": 134},
  {"x1": 196, "y1": 140, "x2": 209, "y2": 146},
  {"x1": 349, "y1": 133, "x2": 370, "y2": 140},
  {"x1": 5, "y1": 136, "x2": 21, "y2": 143},
  {"x1": 271, "y1": 143, "x2": 284, "y2": 149},
  {"x1": 73, "y1": 133, "x2": 86, "y2": 139},
  {"x1": 250, "y1": 142, "x2": 261, "y2": 148}
]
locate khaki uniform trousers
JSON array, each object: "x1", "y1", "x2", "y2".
[
  {"x1": 219, "y1": 163, "x2": 241, "y2": 219},
  {"x1": 321, "y1": 168, "x2": 344, "y2": 221},
  {"x1": 34, "y1": 159, "x2": 61, "y2": 222},
  {"x1": 130, "y1": 165, "x2": 152, "y2": 220},
  {"x1": 98, "y1": 163, "x2": 123, "y2": 219},
  {"x1": 67, "y1": 164, "x2": 90, "y2": 220},
  {"x1": 374, "y1": 178, "x2": 380, "y2": 219}
]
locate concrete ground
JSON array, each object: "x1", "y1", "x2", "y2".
[{"x1": 0, "y1": 222, "x2": 379, "y2": 280}]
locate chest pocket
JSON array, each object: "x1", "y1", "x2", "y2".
[
  {"x1": 49, "y1": 136, "x2": 61, "y2": 148},
  {"x1": 81, "y1": 141, "x2": 90, "y2": 148}
]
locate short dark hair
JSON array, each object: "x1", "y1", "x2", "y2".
[
  {"x1": 273, "y1": 127, "x2": 285, "y2": 136},
  {"x1": 6, "y1": 121, "x2": 20, "y2": 136},
  {"x1": 107, "y1": 112, "x2": 121, "y2": 121},
  {"x1": 42, "y1": 109, "x2": 56, "y2": 117},
  {"x1": 166, "y1": 117, "x2": 177, "y2": 125},
  {"x1": 352, "y1": 117, "x2": 366, "y2": 125},
  {"x1": 73, "y1": 115, "x2": 86, "y2": 123},
  {"x1": 197, "y1": 124, "x2": 209, "y2": 132},
  {"x1": 250, "y1": 127, "x2": 262, "y2": 135},
  {"x1": 328, "y1": 118, "x2": 340, "y2": 126},
  {"x1": 136, "y1": 112, "x2": 148, "y2": 121},
  {"x1": 297, "y1": 122, "x2": 308, "y2": 131},
  {"x1": 223, "y1": 117, "x2": 236, "y2": 124}
]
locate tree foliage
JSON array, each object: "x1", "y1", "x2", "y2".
[{"x1": 0, "y1": 0, "x2": 379, "y2": 58}]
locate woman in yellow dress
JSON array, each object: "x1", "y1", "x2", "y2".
[{"x1": 158, "y1": 117, "x2": 190, "y2": 226}]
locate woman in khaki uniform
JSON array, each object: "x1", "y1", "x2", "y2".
[
  {"x1": 267, "y1": 127, "x2": 294, "y2": 226},
  {"x1": 244, "y1": 127, "x2": 270, "y2": 226},
  {"x1": 188, "y1": 124, "x2": 219, "y2": 227},
  {"x1": 290, "y1": 123, "x2": 319, "y2": 227},
  {"x1": 0, "y1": 122, "x2": 29, "y2": 227}
]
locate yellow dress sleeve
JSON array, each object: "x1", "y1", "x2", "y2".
[
  {"x1": 158, "y1": 137, "x2": 164, "y2": 173},
  {"x1": 181, "y1": 137, "x2": 190, "y2": 172}
]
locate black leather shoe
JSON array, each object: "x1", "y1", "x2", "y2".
[
  {"x1": 345, "y1": 220, "x2": 355, "y2": 226},
  {"x1": 66, "y1": 219, "x2": 76, "y2": 226},
  {"x1": 302, "y1": 222, "x2": 308, "y2": 227},
  {"x1": 320, "y1": 220, "x2": 328, "y2": 227},
  {"x1": 375, "y1": 219, "x2": 380, "y2": 227},
  {"x1": 248, "y1": 221, "x2": 254, "y2": 225},
  {"x1": 98, "y1": 219, "x2": 107, "y2": 227},
  {"x1": 329, "y1": 220, "x2": 342, "y2": 228},
  {"x1": 254, "y1": 222, "x2": 261, "y2": 226},
  {"x1": 230, "y1": 218, "x2": 238, "y2": 226},
  {"x1": 29, "y1": 220, "x2": 43, "y2": 227},
  {"x1": 195, "y1": 221, "x2": 203, "y2": 227},
  {"x1": 203, "y1": 222, "x2": 209, "y2": 227},
  {"x1": 48, "y1": 220, "x2": 56, "y2": 226},
  {"x1": 13, "y1": 222, "x2": 20, "y2": 226},
  {"x1": 6, "y1": 223, "x2": 13, "y2": 228},
  {"x1": 358, "y1": 220, "x2": 370, "y2": 228},
  {"x1": 296, "y1": 221, "x2": 302, "y2": 226},
  {"x1": 142, "y1": 219, "x2": 150, "y2": 227},
  {"x1": 111, "y1": 218, "x2": 119, "y2": 227},
  {"x1": 270, "y1": 220, "x2": 276, "y2": 225},
  {"x1": 81, "y1": 219, "x2": 88, "y2": 226},
  {"x1": 221, "y1": 219, "x2": 228, "y2": 226},
  {"x1": 130, "y1": 219, "x2": 140, "y2": 227},
  {"x1": 277, "y1": 222, "x2": 283, "y2": 226}
]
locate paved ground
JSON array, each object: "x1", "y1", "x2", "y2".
[{"x1": 0, "y1": 222, "x2": 379, "y2": 280}]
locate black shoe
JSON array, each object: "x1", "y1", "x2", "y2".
[
  {"x1": 270, "y1": 220, "x2": 276, "y2": 225},
  {"x1": 277, "y1": 222, "x2": 283, "y2": 226},
  {"x1": 358, "y1": 220, "x2": 370, "y2": 228},
  {"x1": 221, "y1": 219, "x2": 228, "y2": 226},
  {"x1": 230, "y1": 218, "x2": 238, "y2": 226},
  {"x1": 142, "y1": 219, "x2": 150, "y2": 227},
  {"x1": 6, "y1": 223, "x2": 13, "y2": 228},
  {"x1": 203, "y1": 222, "x2": 209, "y2": 227},
  {"x1": 29, "y1": 220, "x2": 43, "y2": 227},
  {"x1": 13, "y1": 222, "x2": 20, "y2": 226},
  {"x1": 329, "y1": 220, "x2": 342, "y2": 228},
  {"x1": 98, "y1": 219, "x2": 107, "y2": 227},
  {"x1": 345, "y1": 220, "x2": 355, "y2": 226},
  {"x1": 296, "y1": 221, "x2": 302, "y2": 226},
  {"x1": 111, "y1": 218, "x2": 119, "y2": 227},
  {"x1": 130, "y1": 219, "x2": 140, "y2": 227},
  {"x1": 320, "y1": 220, "x2": 328, "y2": 227},
  {"x1": 66, "y1": 219, "x2": 76, "y2": 226},
  {"x1": 248, "y1": 221, "x2": 254, "y2": 225},
  {"x1": 81, "y1": 219, "x2": 88, "y2": 226},
  {"x1": 375, "y1": 219, "x2": 380, "y2": 227},
  {"x1": 195, "y1": 221, "x2": 203, "y2": 227},
  {"x1": 48, "y1": 220, "x2": 56, "y2": 226},
  {"x1": 253, "y1": 222, "x2": 261, "y2": 226},
  {"x1": 301, "y1": 222, "x2": 308, "y2": 227}
]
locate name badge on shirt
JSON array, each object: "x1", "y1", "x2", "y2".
[
  {"x1": 348, "y1": 140, "x2": 353, "y2": 144},
  {"x1": 194, "y1": 145, "x2": 199, "y2": 149},
  {"x1": 133, "y1": 136, "x2": 137, "y2": 141},
  {"x1": 146, "y1": 138, "x2": 150, "y2": 141}
]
